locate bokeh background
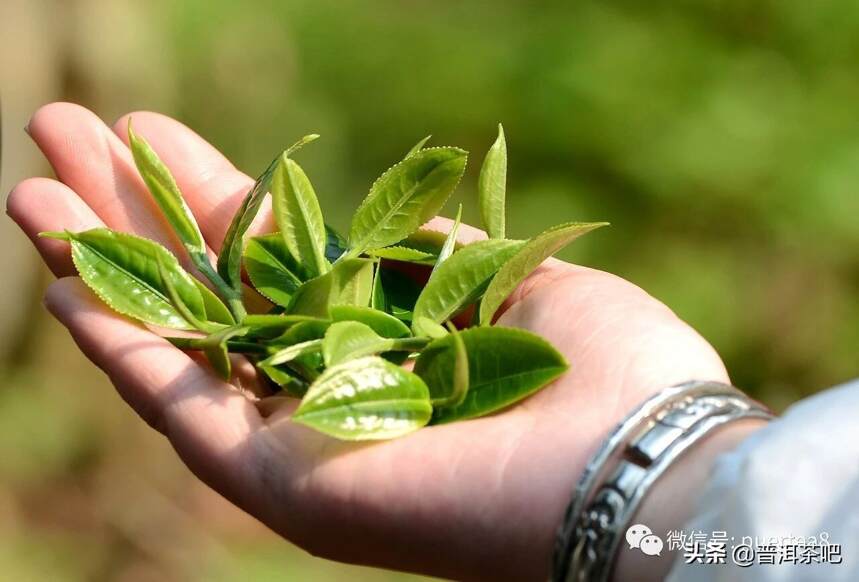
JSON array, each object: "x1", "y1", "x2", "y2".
[{"x1": 1, "y1": 0, "x2": 858, "y2": 580}]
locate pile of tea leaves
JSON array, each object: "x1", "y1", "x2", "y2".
[{"x1": 42, "y1": 124, "x2": 606, "y2": 440}]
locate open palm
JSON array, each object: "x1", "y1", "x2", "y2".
[{"x1": 8, "y1": 103, "x2": 729, "y2": 581}]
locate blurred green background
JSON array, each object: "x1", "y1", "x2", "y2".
[{"x1": 1, "y1": 0, "x2": 857, "y2": 580}]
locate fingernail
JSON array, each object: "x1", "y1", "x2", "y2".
[{"x1": 23, "y1": 123, "x2": 31, "y2": 137}]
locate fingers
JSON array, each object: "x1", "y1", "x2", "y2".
[
  {"x1": 44, "y1": 276, "x2": 267, "y2": 507},
  {"x1": 111, "y1": 111, "x2": 275, "y2": 251},
  {"x1": 423, "y1": 215, "x2": 487, "y2": 245},
  {"x1": 6, "y1": 177, "x2": 104, "y2": 276},
  {"x1": 26, "y1": 102, "x2": 187, "y2": 255}
]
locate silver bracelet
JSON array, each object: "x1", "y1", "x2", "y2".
[{"x1": 551, "y1": 381, "x2": 773, "y2": 582}]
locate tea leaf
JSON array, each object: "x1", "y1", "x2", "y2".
[
  {"x1": 273, "y1": 319, "x2": 332, "y2": 345},
  {"x1": 272, "y1": 154, "x2": 330, "y2": 278},
  {"x1": 285, "y1": 134, "x2": 321, "y2": 157},
  {"x1": 413, "y1": 317, "x2": 448, "y2": 339},
  {"x1": 429, "y1": 323, "x2": 468, "y2": 407},
  {"x1": 271, "y1": 319, "x2": 332, "y2": 380},
  {"x1": 243, "y1": 314, "x2": 324, "y2": 338},
  {"x1": 376, "y1": 268, "x2": 423, "y2": 322},
  {"x1": 288, "y1": 258, "x2": 374, "y2": 317},
  {"x1": 337, "y1": 260, "x2": 374, "y2": 307},
  {"x1": 292, "y1": 356, "x2": 432, "y2": 440},
  {"x1": 371, "y1": 263, "x2": 385, "y2": 310},
  {"x1": 330, "y1": 305, "x2": 411, "y2": 338},
  {"x1": 478, "y1": 124, "x2": 507, "y2": 239},
  {"x1": 405, "y1": 135, "x2": 432, "y2": 158},
  {"x1": 322, "y1": 321, "x2": 393, "y2": 366},
  {"x1": 261, "y1": 339, "x2": 324, "y2": 367},
  {"x1": 217, "y1": 135, "x2": 319, "y2": 291},
  {"x1": 217, "y1": 155, "x2": 279, "y2": 291},
  {"x1": 324, "y1": 224, "x2": 349, "y2": 263},
  {"x1": 399, "y1": 229, "x2": 453, "y2": 256},
  {"x1": 413, "y1": 326, "x2": 568, "y2": 423},
  {"x1": 348, "y1": 147, "x2": 467, "y2": 255},
  {"x1": 156, "y1": 254, "x2": 220, "y2": 333},
  {"x1": 46, "y1": 229, "x2": 208, "y2": 330},
  {"x1": 412, "y1": 239, "x2": 524, "y2": 331},
  {"x1": 201, "y1": 326, "x2": 250, "y2": 380},
  {"x1": 433, "y1": 204, "x2": 462, "y2": 271},
  {"x1": 192, "y1": 279, "x2": 235, "y2": 325},
  {"x1": 479, "y1": 222, "x2": 608, "y2": 324},
  {"x1": 259, "y1": 364, "x2": 307, "y2": 396},
  {"x1": 367, "y1": 246, "x2": 435, "y2": 264},
  {"x1": 244, "y1": 233, "x2": 304, "y2": 307},
  {"x1": 448, "y1": 324, "x2": 469, "y2": 407},
  {"x1": 128, "y1": 122, "x2": 206, "y2": 257}
]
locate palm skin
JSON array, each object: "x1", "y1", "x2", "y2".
[{"x1": 7, "y1": 103, "x2": 729, "y2": 581}]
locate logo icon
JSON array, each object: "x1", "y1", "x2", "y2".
[{"x1": 626, "y1": 524, "x2": 663, "y2": 556}]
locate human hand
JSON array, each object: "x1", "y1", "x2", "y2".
[{"x1": 8, "y1": 103, "x2": 733, "y2": 581}]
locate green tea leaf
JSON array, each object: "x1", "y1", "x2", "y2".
[
  {"x1": 271, "y1": 319, "x2": 332, "y2": 381},
  {"x1": 336, "y1": 260, "x2": 374, "y2": 308},
  {"x1": 292, "y1": 356, "x2": 432, "y2": 440},
  {"x1": 399, "y1": 229, "x2": 454, "y2": 256},
  {"x1": 217, "y1": 135, "x2": 318, "y2": 291},
  {"x1": 217, "y1": 154, "x2": 279, "y2": 291},
  {"x1": 371, "y1": 263, "x2": 385, "y2": 310},
  {"x1": 272, "y1": 154, "x2": 330, "y2": 278},
  {"x1": 289, "y1": 258, "x2": 374, "y2": 317},
  {"x1": 479, "y1": 222, "x2": 608, "y2": 324},
  {"x1": 285, "y1": 134, "x2": 321, "y2": 157},
  {"x1": 348, "y1": 147, "x2": 468, "y2": 255},
  {"x1": 367, "y1": 246, "x2": 435, "y2": 264},
  {"x1": 287, "y1": 270, "x2": 344, "y2": 318},
  {"x1": 478, "y1": 124, "x2": 507, "y2": 239},
  {"x1": 322, "y1": 321, "x2": 393, "y2": 366},
  {"x1": 377, "y1": 268, "x2": 422, "y2": 322},
  {"x1": 275, "y1": 319, "x2": 332, "y2": 344},
  {"x1": 192, "y1": 279, "x2": 235, "y2": 325},
  {"x1": 259, "y1": 364, "x2": 307, "y2": 396},
  {"x1": 412, "y1": 239, "x2": 524, "y2": 331},
  {"x1": 324, "y1": 224, "x2": 348, "y2": 263},
  {"x1": 414, "y1": 317, "x2": 449, "y2": 339},
  {"x1": 448, "y1": 324, "x2": 469, "y2": 407},
  {"x1": 433, "y1": 204, "x2": 462, "y2": 271},
  {"x1": 330, "y1": 305, "x2": 411, "y2": 338},
  {"x1": 405, "y1": 135, "x2": 432, "y2": 158},
  {"x1": 47, "y1": 228, "x2": 208, "y2": 330},
  {"x1": 201, "y1": 326, "x2": 250, "y2": 380},
  {"x1": 261, "y1": 339, "x2": 324, "y2": 367},
  {"x1": 128, "y1": 122, "x2": 206, "y2": 257},
  {"x1": 155, "y1": 254, "x2": 219, "y2": 333},
  {"x1": 243, "y1": 314, "x2": 324, "y2": 338},
  {"x1": 414, "y1": 326, "x2": 568, "y2": 424},
  {"x1": 429, "y1": 323, "x2": 468, "y2": 407},
  {"x1": 243, "y1": 233, "x2": 304, "y2": 307},
  {"x1": 205, "y1": 345, "x2": 231, "y2": 380}
]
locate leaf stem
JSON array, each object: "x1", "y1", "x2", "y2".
[
  {"x1": 336, "y1": 247, "x2": 362, "y2": 263},
  {"x1": 192, "y1": 253, "x2": 247, "y2": 321},
  {"x1": 166, "y1": 337, "x2": 268, "y2": 354}
]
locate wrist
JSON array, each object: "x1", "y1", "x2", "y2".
[
  {"x1": 551, "y1": 382, "x2": 771, "y2": 582},
  {"x1": 610, "y1": 418, "x2": 767, "y2": 582}
]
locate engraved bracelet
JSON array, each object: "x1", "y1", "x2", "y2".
[{"x1": 551, "y1": 381, "x2": 773, "y2": 582}]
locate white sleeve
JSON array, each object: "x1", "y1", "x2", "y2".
[{"x1": 666, "y1": 379, "x2": 859, "y2": 582}]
